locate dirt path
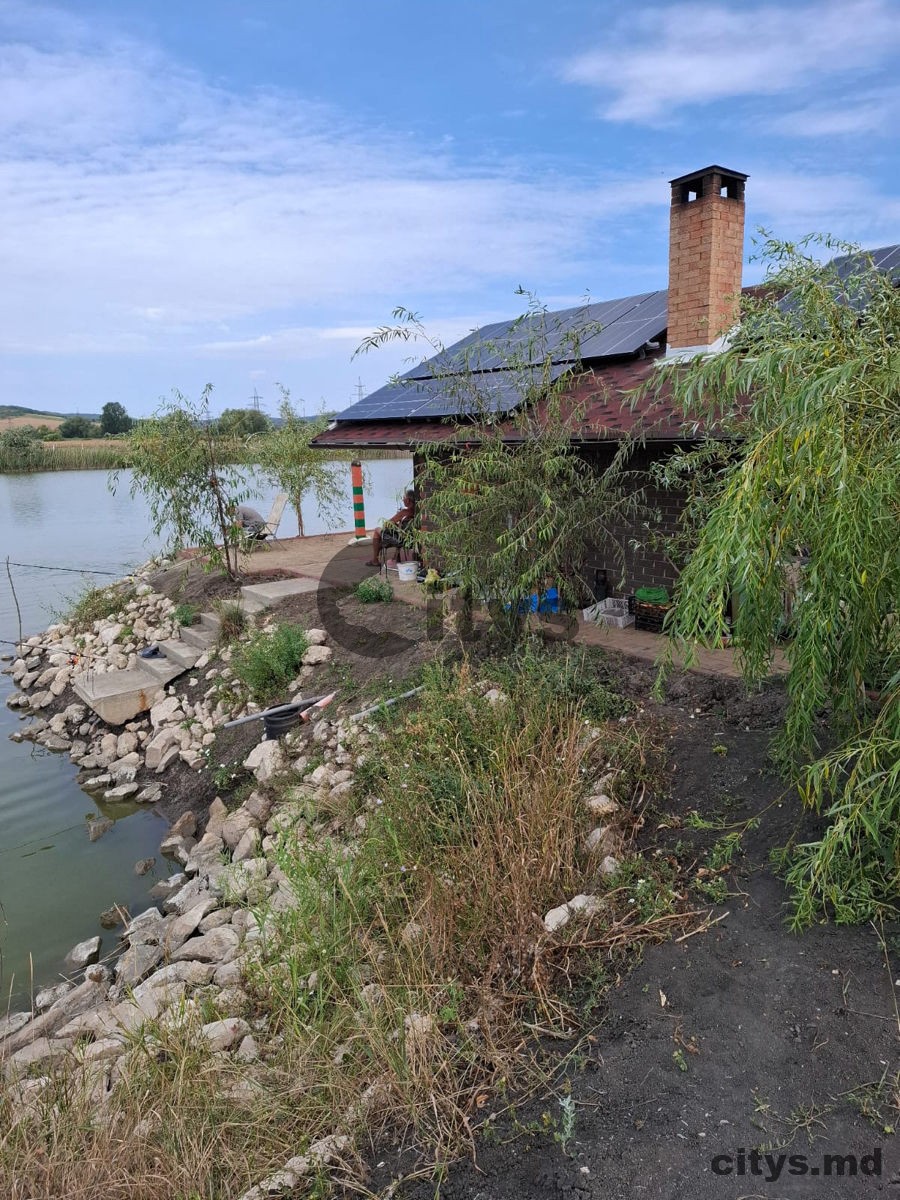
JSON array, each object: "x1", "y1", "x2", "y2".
[{"x1": 396, "y1": 697, "x2": 899, "y2": 1200}]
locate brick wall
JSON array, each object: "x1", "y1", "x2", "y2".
[{"x1": 578, "y1": 442, "x2": 686, "y2": 599}]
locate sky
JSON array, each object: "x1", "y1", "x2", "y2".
[{"x1": 1, "y1": 0, "x2": 898, "y2": 418}]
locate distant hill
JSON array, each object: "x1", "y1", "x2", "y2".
[{"x1": 0, "y1": 405, "x2": 102, "y2": 428}]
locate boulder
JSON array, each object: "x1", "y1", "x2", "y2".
[
  {"x1": 164, "y1": 897, "x2": 219, "y2": 953},
  {"x1": 104, "y1": 782, "x2": 139, "y2": 802},
  {"x1": 243, "y1": 740, "x2": 284, "y2": 784},
  {"x1": 169, "y1": 925, "x2": 240, "y2": 964},
  {"x1": 64, "y1": 936, "x2": 101, "y2": 971},
  {"x1": 301, "y1": 644, "x2": 332, "y2": 667},
  {"x1": 149, "y1": 696, "x2": 182, "y2": 729},
  {"x1": 134, "y1": 857, "x2": 156, "y2": 876},
  {"x1": 221, "y1": 807, "x2": 256, "y2": 852},
  {"x1": 115, "y1": 942, "x2": 163, "y2": 988},
  {"x1": 145, "y1": 727, "x2": 179, "y2": 770},
  {"x1": 201, "y1": 1016, "x2": 250, "y2": 1053},
  {"x1": 35, "y1": 982, "x2": 74, "y2": 1012},
  {"x1": 169, "y1": 810, "x2": 197, "y2": 839}
]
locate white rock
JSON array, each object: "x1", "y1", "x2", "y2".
[
  {"x1": 301, "y1": 644, "x2": 332, "y2": 667},
  {"x1": 243, "y1": 739, "x2": 284, "y2": 783},
  {"x1": 150, "y1": 696, "x2": 182, "y2": 729},
  {"x1": 599, "y1": 855, "x2": 620, "y2": 877},
  {"x1": 64, "y1": 936, "x2": 102, "y2": 971},
  {"x1": 201, "y1": 1017, "x2": 250, "y2": 1052},
  {"x1": 98, "y1": 623, "x2": 124, "y2": 647},
  {"x1": 305, "y1": 628, "x2": 328, "y2": 646},
  {"x1": 543, "y1": 904, "x2": 571, "y2": 934}
]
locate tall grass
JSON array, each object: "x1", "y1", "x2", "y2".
[{"x1": 0, "y1": 648, "x2": 673, "y2": 1197}]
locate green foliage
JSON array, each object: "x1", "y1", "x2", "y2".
[
  {"x1": 57, "y1": 415, "x2": 97, "y2": 438},
  {"x1": 173, "y1": 602, "x2": 199, "y2": 627},
  {"x1": 254, "y1": 390, "x2": 344, "y2": 535},
  {"x1": 66, "y1": 582, "x2": 136, "y2": 631},
  {"x1": 100, "y1": 401, "x2": 133, "y2": 436},
  {"x1": 0, "y1": 429, "x2": 46, "y2": 472},
  {"x1": 216, "y1": 407, "x2": 271, "y2": 437},
  {"x1": 355, "y1": 575, "x2": 393, "y2": 604},
  {"x1": 115, "y1": 386, "x2": 257, "y2": 580},
  {"x1": 645, "y1": 236, "x2": 900, "y2": 926},
  {"x1": 230, "y1": 623, "x2": 309, "y2": 704},
  {"x1": 361, "y1": 297, "x2": 641, "y2": 646}
]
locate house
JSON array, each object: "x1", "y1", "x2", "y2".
[{"x1": 312, "y1": 166, "x2": 899, "y2": 599}]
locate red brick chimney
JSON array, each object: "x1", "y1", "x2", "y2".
[{"x1": 666, "y1": 165, "x2": 748, "y2": 357}]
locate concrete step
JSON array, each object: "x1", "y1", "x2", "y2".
[
  {"x1": 198, "y1": 611, "x2": 221, "y2": 634},
  {"x1": 72, "y1": 666, "x2": 179, "y2": 725},
  {"x1": 240, "y1": 577, "x2": 320, "y2": 614},
  {"x1": 156, "y1": 639, "x2": 201, "y2": 670},
  {"x1": 179, "y1": 625, "x2": 217, "y2": 651},
  {"x1": 141, "y1": 654, "x2": 184, "y2": 682}
]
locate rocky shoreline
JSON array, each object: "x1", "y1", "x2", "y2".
[{"x1": 0, "y1": 562, "x2": 379, "y2": 1197}]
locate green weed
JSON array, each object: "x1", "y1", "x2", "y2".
[
  {"x1": 355, "y1": 576, "x2": 393, "y2": 603},
  {"x1": 230, "y1": 623, "x2": 308, "y2": 705}
]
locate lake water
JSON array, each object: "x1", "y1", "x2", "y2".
[{"x1": 0, "y1": 459, "x2": 411, "y2": 1010}]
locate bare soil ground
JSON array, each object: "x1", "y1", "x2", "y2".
[{"x1": 388, "y1": 678, "x2": 899, "y2": 1200}]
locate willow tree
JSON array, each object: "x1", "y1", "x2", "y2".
[
  {"x1": 254, "y1": 391, "x2": 344, "y2": 536},
  {"x1": 117, "y1": 387, "x2": 256, "y2": 580},
  {"x1": 647, "y1": 237, "x2": 900, "y2": 926}
]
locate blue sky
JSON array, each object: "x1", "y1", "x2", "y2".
[{"x1": 1, "y1": 0, "x2": 898, "y2": 418}]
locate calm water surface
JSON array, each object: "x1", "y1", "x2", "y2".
[{"x1": 0, "y1": 460, "x2": 411, "y2": 1010}]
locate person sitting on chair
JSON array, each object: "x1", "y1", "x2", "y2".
[
  {"x1": 366, "y1": 488, "x2": 415, "y2": 566},
  {"x1": 233, "y1": 504, "x2": 268, "y2": 540}
]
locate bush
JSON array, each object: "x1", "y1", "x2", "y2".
[
  {"x1": 355, "y1": 576, "x2": 393, "y2": 604},
  {"x1": 66, "y1": 582, "x2": 136, "y2": 631},
  {"x1": 230, "y1": 623, "x2": 309, "y2": 705},
  {"x1": 173, "y1": 602, "x2": 199, "y2": 626},
  {"x1": 0, "y1": 429, "x2": 46, "y2": 472}
]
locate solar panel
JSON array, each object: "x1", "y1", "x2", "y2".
[
  {"x1": 778, "y1": 243, "x2": 900, "y2": 316},
  {"x1": 333, "y1": 364, "x2": 571, "y2": 423},
  {"x1": 401, "y1": 291, "x2": 666, "y2": 380}
]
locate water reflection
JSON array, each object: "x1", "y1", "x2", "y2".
[{"x1": 1, "y1": 473, "x2": 45, "y2": 526}]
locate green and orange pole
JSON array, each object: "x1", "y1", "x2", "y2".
[{"x1": 350, "y1": 461, "x2": 367, "y2": 540}]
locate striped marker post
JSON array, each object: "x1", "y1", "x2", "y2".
[{"x1": 350, "y1": 461, "x2": 367, "y2": 540}]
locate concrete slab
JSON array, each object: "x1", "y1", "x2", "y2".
[
  {"x1": 72, "y1": 667, "x2": 172, "y2": 725},
  {"x1": 241, "y1": 576, "x2": 321, "y2": 604}
]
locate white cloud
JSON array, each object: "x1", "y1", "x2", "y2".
[
  {"x1": 0, "y1": 11, "x2": 666, "y2": 362},
  {"x1": 768, "y1": 89, "x2": 900, "y2": 137},
  {"x1": 560, "y1": 0, "x2": 900, "y2": 123}
]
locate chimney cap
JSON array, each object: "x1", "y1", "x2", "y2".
[
  {"x1": 672, "y1": 166, "x2": 748, "y2": 187},
  {"x1": 669, "y1": 164, "x2": 749, "y2": 187}
]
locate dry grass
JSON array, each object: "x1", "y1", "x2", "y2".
[
  {"x1": 0, "y1": 415, "x2": 65, "y2": 430},
  {"x1": 0, "y1": 646, "x2": 682, "y2": 1197}
]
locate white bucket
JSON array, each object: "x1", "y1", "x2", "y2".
[{"x1": 396, "y1": 561, "x2": 419, "y2": 582}]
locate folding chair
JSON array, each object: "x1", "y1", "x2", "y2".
[{"x1": 254, "y1": 493, "x2": 288, "y2": 551}]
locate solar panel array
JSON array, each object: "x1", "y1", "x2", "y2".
[
  {"x1": 332, "y1": 243, "x2": 899, "y2": 424},
  {"x1": 335, "y1": 289, "x2": 668, "y2": 422},
  {"x1": 336, "y1": 363, "x2": 572, "y2": 423}
]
